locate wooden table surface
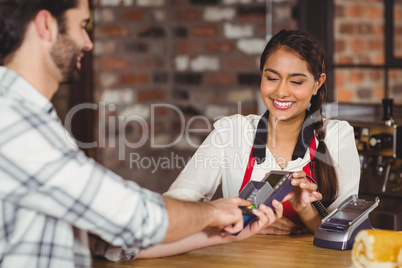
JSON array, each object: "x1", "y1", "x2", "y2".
[{"x1": 93, "y1": 234, "x2": 354, "y2": 268}]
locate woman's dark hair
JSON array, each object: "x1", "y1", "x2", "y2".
[
  {"x1": 259, "y1": 29, "x2": 338, "y2": 207},
  {"x1": 0, "y1": 0, "x2": 78, "y2": 65}
]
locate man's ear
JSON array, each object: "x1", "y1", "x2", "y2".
[{"x1": 34, "y1": 10, "x2": 58, "y2": 42}]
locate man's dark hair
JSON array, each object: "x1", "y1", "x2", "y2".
[{"x1": 0, "y1": 0, "x2": 78, "y2": 65}]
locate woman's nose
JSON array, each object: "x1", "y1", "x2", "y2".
[{"x1": 275, "y1": 81, "x2": 290, "y2": 98}]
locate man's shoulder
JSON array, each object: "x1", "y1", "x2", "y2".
[
  {"x1": 0, "y1": 97, "x2": 53, "y2": 128},
  {"x1": 0, "y1": 99, "x2": 22, "y2": 123}
]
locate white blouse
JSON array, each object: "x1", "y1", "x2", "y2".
[{"x1": 164, "y1": 113, "x2": 361, "y2": 212}]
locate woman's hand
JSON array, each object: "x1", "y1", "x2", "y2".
[
  {"x1": 138, "y1": 200, "x2": 283, "y2": 259},
  {"x1": 283, "y1": 171, "x2": 322, "y2": 213},
  {"x1": 257, "y1": 217, "x2": 307, "y2": 235},
  {"x1": 228, "y1": 199, "x2": 284, "y2": 241}
]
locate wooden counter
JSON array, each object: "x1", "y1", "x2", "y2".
[{"x1": 93, "y1": 234, "x2": 354, "y2": 268}]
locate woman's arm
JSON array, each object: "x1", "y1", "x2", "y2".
[
  {"x1": 282, "y1": 120, "x2": 360, "y2": 233},
  {"x1": 163, "y1": 128, "x2": 226, "y2": 202},
  {"x1": 326, "y1": 120, "x2": 361, "y2": 211},
  {"x1": 283, "y1": 172, "x2": 323, "y2": 233},
  {"x1": 164, "y1": 115, "x2": 254, "y2": 202},
  {"x1": 137, "y1": 228, "x2": 227, "y2": 259},
  {"x1": 138, "y1": 200, "x2": 283, "y2": 259}
]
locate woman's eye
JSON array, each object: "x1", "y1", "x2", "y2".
[
  {"x1": 291, "y1": 81, "x2": 303, "y2": 85},
  {"x1": 267, "y1": 77, "x2": 278, "y2": 81}
]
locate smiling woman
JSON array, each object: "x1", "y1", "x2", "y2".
[
  {"x1": 164, "y1": 29, "x2": 361, "y2": 236},
  {"x1": 260, "y1": 50, "x2": 325, "y2": 121}
]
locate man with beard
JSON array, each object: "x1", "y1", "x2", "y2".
[{"x1": 0, "y1": 0, "x2": 285, "y2": 267}]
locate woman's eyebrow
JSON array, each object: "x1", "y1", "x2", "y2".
[
  {"x1": 264, "y1": 68, "x2": 279, "y2": 74},
  {"x1": 264, "y1": 68, "x2": 308, "y2": 78},
  {"x1": 289, "y1": 73, "x2": 307, "y2": 78}
]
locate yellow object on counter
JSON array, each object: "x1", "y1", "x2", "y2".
[{"x1": 352, "y1": 229, "x2": 402, "y2": 268}]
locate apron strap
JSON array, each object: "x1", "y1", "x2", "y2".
[
  {"x1": 239, "y1": 146, "x2": 256, "y2": 193},
  {"x1": 303, "y1": 137, "x2": 316, "y2": 181}
]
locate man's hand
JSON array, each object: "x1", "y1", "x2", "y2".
[
  {"x1": 162, "y1": 196, "x2": 251, "y2": 243},
  {"x1": 208, "y1": 197, "x2": 252, "y2": 235},
  {"x1": 138, "y1": 199, "x2": 280, "y2": 260},
  {"x1": 228, "y1": 199, "x2": 284, "y2": 241}
]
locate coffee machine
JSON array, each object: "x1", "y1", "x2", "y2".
[{"x1": 349, "y1": 99, "x2": 402, "y2": 231}]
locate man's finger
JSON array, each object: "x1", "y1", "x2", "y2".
[
  {"x1": 233, "y1": 197, "x2": 253, "y2": 207},
  {"x1": 222, "y1": 219, "x2": 243, "y2": 234}
]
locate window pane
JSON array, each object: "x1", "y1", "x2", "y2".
[
  {"x1": 334, "y1": 0, "x2": 384, "y2": 65},
  {"x1": 389, "y1": 69, "x2": 402, "y2": 104},
  {"x1": 394, "y1": 0, "x2": 402, "y2": 58},
  {"x1": 334, "y1": 68, "x2": 384, "y2": 103}
]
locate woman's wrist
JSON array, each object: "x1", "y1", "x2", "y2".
[{"x1": 298, "y1": 203, "x2": 322, "y2": 233}]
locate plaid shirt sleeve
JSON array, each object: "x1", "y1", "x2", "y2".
[{"x1": 0, "y1": 68, "x2": 168, "y2": 266}]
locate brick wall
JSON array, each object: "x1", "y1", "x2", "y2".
[
  {"x1": 333, "y1": 0, "x2": 402, "y2": 104},
  {"x1": 334, "y1": 0, "x2": 384, "y2": 65},
  {"x1": 91, "y1": 0, "x2": 297, "y2": 192},
  {"x1": 391, "y1": 1, "x2": 402, "y2": 102},
  {"x1": 88, "y1": 0, "x2": 402, "y2": 193}
]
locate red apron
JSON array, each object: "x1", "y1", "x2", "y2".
[{"x1": 239, "y1": 137, "x2": 317, "y2": 227}]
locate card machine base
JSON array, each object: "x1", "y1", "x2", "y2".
[{"x1": 313, "y1": 194, "x2": 380, "y2": 250}]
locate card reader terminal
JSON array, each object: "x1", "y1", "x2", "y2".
[
  {"x1": 313, "y1": 194, "x2": 380, "y2": 250},
  {"x1": 238, "y1": 171, "x2": 294, "y2": 229}
]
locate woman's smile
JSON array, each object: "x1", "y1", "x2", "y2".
[
  {"x1": 271, "y1": 99, "x2": 295, "y2": 110},
  {"x1": 260, "y1": 47, "x2": 324, "y2": 122}
]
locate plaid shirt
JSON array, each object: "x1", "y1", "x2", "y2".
[{"x1": 0, "y1": 67, "x2": 168, "y2": 267}]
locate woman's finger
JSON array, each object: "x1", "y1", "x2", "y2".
[
  {"x1": 291, "y1": 171, "x2": 305, "y2": 178},
  {"x1": 299, "y1": 182, "x2": 318, "y2": 191}
]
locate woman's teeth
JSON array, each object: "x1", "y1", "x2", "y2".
[{"x1": 273, "y1": 99, "x2": 293, "y2": 107}]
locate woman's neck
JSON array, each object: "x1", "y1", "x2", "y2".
[
  {"x1": 267, "y1": 113, "x2": 305, "y2": 145},
  {"x1": 266, "y1": 113, "x2": 306, "y2": 169}
]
